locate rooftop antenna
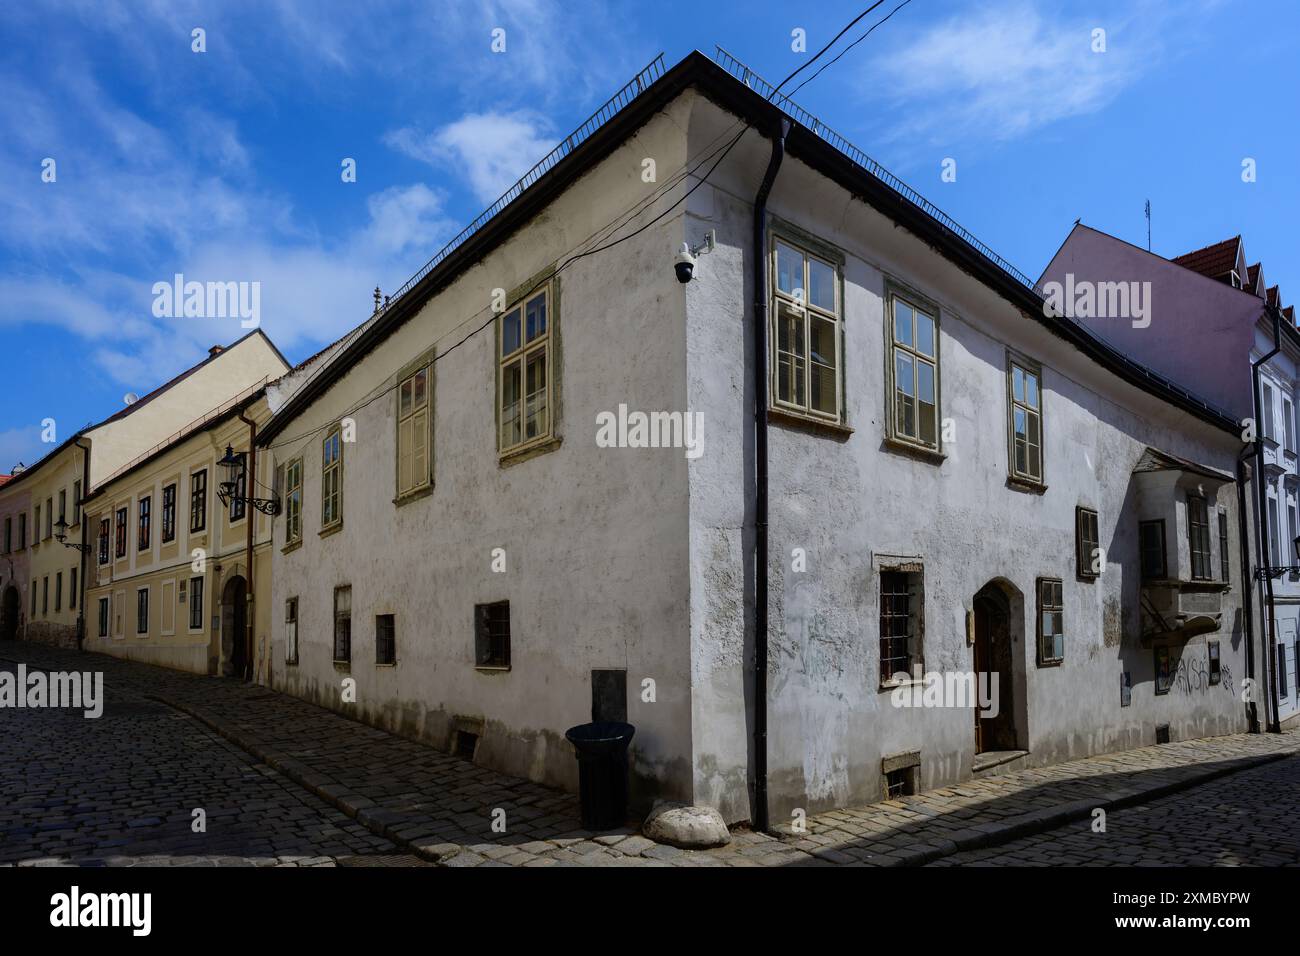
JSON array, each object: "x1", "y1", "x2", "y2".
[
  {"x1": 373, "y1": 286, "x2": 382, "y2": 315},
  {"x1": 1145, "y1": 199, "x2": 1151, "y2": 251}
]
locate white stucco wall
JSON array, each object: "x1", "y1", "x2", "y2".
[{"x1": 683, "y1": 97, "x2": 1251, "y2": 822}]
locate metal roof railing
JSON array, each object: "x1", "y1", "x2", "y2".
[{"x1": 713, "y1": 46, "x2": 1046, "y2": 298}]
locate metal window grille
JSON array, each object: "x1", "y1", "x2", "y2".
[{"x1": 879, "y1": 571, "x2": 912, "y2": 682}]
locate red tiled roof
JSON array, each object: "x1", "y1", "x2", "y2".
[
  {"x1": 1285, "y1": 305, "x2": 1296, "y2": 325},
  {"x1": 1171, "y1": 236, "x2": 1241, "y2": 280},
  {"x1": 0, "y1": 475, "x2": 10, "y2": 488},
  {"x1": 1268, "y1": 285, "x2": 1280, "y2": 307},
  {"x1": 1248, "y1": 262, "x2": 1262, "y2": 291}
]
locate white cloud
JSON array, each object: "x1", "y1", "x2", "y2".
[
  {"x1": 860, "y1": 0, "x2": 1181, "y2": 146},
  {"x1": 386, "y1": 111, "x2": 556, "y2": 205}
]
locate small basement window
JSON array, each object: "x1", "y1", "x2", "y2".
[{"x1": 884, "y1": 768, "x2": 916, "y2": 800}]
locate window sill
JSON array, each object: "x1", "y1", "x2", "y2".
[
  {"x1": 1076, "y1": 572, "x2": 1099, "y2": 584},
  {"x1": 767, "y1": 408, "x2": 853, "y2": 441},
  {"x1": 332, "y1": 660, "x2": 351, "y2": 671},
  {"x1": 475, "y1": 665, "x2": 512, "y2": 674},
  {"x1": 285, "y1": 658, "x2": 298, "y2": 667},
  {"x1": 281, "y1": 538, "x2": 303, "y2": 555},
  {"x1": 393, "y1": 485, "x2": 433, "y2": 508},
  {"x1": 376, "y1": 661, "x2": 397, "y2": 668},
  {"x1": 881, "y1": 436, "x2": 946, "y2": 465},
  {"x1": 1007, "y1": 476, "x2": 1048, "y2": 495},
  {"x1": 499, "y1": 436, "x2": 561, "y2": 469},
  {"x1": 1036, "y1": 658, "x2": 1064, "y2": 668},
  {"x1": 319, "y1": 522, "x2": 343, "y2": 540}
]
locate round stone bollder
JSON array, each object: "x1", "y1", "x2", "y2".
[{"x1": 641, "y1": 801, "x2": 731, "y2": 849}]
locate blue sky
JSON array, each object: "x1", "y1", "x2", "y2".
[{"x1": 1, "y1": 0, "x2": 1296, "y2": 471}]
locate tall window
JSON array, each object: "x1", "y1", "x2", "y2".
[
  {"x1": 98, "y1": 518, "x2": 110, "y2": 565},
  {"x1": 137, "y1": 495, "x2": 151, "y2": 551},
  {"x1": 72, "y1": 480, "x2": 81, "y2": 525},
  {"x1": 1076, "y1": 507, "x2": 1099, "y2": 579},
  {"x1": 190, "y1": 469, "x2": 207, "y2": 533},
  {"x1": 69, "y1": 568, "x2": 77, "y2": 610},
  {"x1": 41, "y1": 576, "x2": 48, "y2": 615},
  {"x1": 1286, "y1": 398, "x2": 1295, "y2": 453},
  {"x1": 879, "y1": 569, "x2": 922, "y2": 684},
  {"x1": 283, "y1": 458, "x2": 303, "y2": 544},
  {"x1": 98, "y1": 597, "x2": 110, "y2": 638},
  {"x1": 3, "y1": 517, "x2": 10, "y2": 553},
  {"x1": 1037, "y1": 578, "x2": 1064, "y2": 665},
  {"x1": 376, "y1": 614, "x2": 396, "y2": 665},
  {"x1": 1009, "y1": 359, "x2": 1043, "y2": 482},
  {"x1": 1268, "y1": 494, "x2": 1281, "y2": 568},
  {"x1": 498, "y1": 285, "x2": 552, "y2": 454},
  {"x1": 55, "y1": 571, "x2": 62, "y2": 612},
  {"x1": 18, "y1": 513, "x2": 25, "y2": 549},
  {"x1": 397, "y1": 367, "x2": 431, "y2": 497},
  {"x1": 34, "y1": 504, "x2": 40, "y2": 544},
  {"x1": 1278, "y1": 644, "x2": 1289, "y2": 699},
  {"x1": 1263, "y1": 383, "x2": 1276, "y2": 440},
  {"x1": 44, "y1": 497, "x2": 52, "y2": 538},
  {"x1": 136, "y1": 587, "x2": 149, "y2": 634},
  {"x1": 189, "y1": 576, "x2": 204, "y2": 631},
  {"x1": 474, "y1": 601, "x2": 511, "y2": 668},
  {"x1": 889, "y1": 293, "x2": 939, "y2": 448},
  {"x1": 285, "y1": 597, "x2": 299, "y2": 664},
  {"x1": 1188, "y1": 495, "x2": 1212, "y2": 580},
  {"x1": 115, "y1": 507, "x2": 127, "y2": 558},
  {"x1": 230, "y1": 453, "x2": 247, "y2": 521},
  {"x1": 322, "y1": 427, "x2": 342, "y2": 529},
  {"x1": 161, "y1": 483, "x2": 176, "y2": 542},
  {"x1": 1218, "y1": 511, "x2": 1230, "y2": 582},
  {"x1": 333, "y1": 585, "x2": 352, "y2": 662},
  {"x1": 58, "y1": 489, "x2": 66, "y2": 524},
  {"x1": 772, "y1": 239, "x2": 840, "y2": 420}
]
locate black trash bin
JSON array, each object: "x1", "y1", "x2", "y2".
[{"x1": 564, "y1": 721, "x2": 635, "y2": 830}]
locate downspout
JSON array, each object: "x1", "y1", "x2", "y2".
[
  {"x1": 74, "y1": 437, "x2": 90, "y2": 651},
  {"x1": 1251, "y1": 305, "x2": 1282, "y2": 733},
  {"x1": 1236, "y1": 448, "x2": 1259, "y2": 733},
  {"x1": 238, "y1": 412, "x2": 258, "y2": 684},
  {"x1": 752, "y1": 116, "x2": 789, "y2": 833}
]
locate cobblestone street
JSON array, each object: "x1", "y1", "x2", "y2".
[{"x1": 4, "y1": 640, "x2": 1299, "y2": 868}]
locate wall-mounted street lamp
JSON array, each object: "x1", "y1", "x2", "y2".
[
  {"x1": 216, "y1": 444, "x2": 280, "y2": 516},
  {"x1": 1255, "y1": 534, "x2": 1300, "y2": 580},
  {"x1": 53, "y1": 516, "x2": 92, "y2": 553}
]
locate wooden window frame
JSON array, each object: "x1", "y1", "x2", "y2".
[
  {"x1": 97, "y1": 596, "x2": 110, "y2": 639},
  {"x1": 98, "y1": 517, "x2": 110, "y2": 566},
  {"x1": 1187, "y1": 494, "x2": 1212, "y2": 581},
  {"x1": 1076, "y1": 506, "x2": 1099, "y2": 580},
  {"x1": 188, "y1": 576, "x2": 204, "y2": 632},
  {"x1": 136, "y1": 586, "x2": 149, "y2": 635},
  {"x1": 497, "y1": 283, "x2": 554, "y2": 457},
  {"x1": 1139, "y1": 519, "x2": 1167, "y2": 580},
  {"x1": 333, "y1": 584, "x2": 352, "y2": 663},
  {"x1": 376, "y1": 613, "x2": 396, "y2": 666},
  {"x1": 285, "y1": 597, "x2": 299, "y2": 665},
  {"x1": 321, "y1": 427, "x2": 343, "y2": 531},
  {"x1": 396, "y1": 363, "x2": 432, "y2": 499},
  {"x1": 72, "y1": 480, "x2": 81, "y2": 526},
  {"x1": 474, "y1": 600, "x2": 511, "y2": 670},
  {"x1": 1036, "y1": 577, "x2": 1064, "y2": 666},
  {"x1": 885, "y1": 285, "x2": 941, "y2": 451},
  {"x1": 283, "y1": 458, "x2": 303, "y2": 545},
  {"x1": 770, "y1": 235, "x2": 842, "y2": 423},
  {"x1": 54, "y1": 571, "x2": 62, "y2": 613},
  {"x1": 1218, "y1": 510, "x2": 1230, "y2": 583},
  {"x1": 190, "y1": 469, "x2": 208, "y2": 534},
  {"x1": 114, "y1": 506, "x2": 127, "y2": 559},
  {"x1": 161, "y1": 483, "x2": 176, "y2": 543},
  {"x1": 69, "y1": 568, "x2": 77, "y2": 610},
  {"x1": 1007, "y1": 354, "x2": 1044, "y2": 485},
  {"x1": 229, "y1": 453, "x2": 247, "y2": 523},
  {"x1": 137, "y1": 494, "x2": 151, "y2": 552}
]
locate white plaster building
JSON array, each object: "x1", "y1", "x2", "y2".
[{"x1": 259, "y1": 52, "x2": 1253, "y2": 824}]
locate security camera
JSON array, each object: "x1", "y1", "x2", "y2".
[
  {"x1": 673, "y1": 231, "x2": 715, "y2": 284},
  {"x1": 674, "y1": 244, "x2": 696, "y2": 284}
]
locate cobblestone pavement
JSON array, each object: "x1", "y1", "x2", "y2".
[
  {"x1": 930, "y1": 753, "x2": 1300, "y2": 866},
  {"x1": 4, "y1": 640, "x2": 1299, "y2": 867},
  {"x1": 0, "y1": 660, "x2": 399, "y2": 867}
]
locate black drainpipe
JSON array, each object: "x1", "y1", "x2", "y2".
[
  {"x1": 1236, "y1": 447, "x2": 1259, "y2": 733},
  {"x1": 1251, "y1": 304, "x2": 1282, "y2": 733},
  {"x1": 752, "y1": 116, "x2": 789, "y2": 833}
]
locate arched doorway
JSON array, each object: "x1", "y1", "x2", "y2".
[
  {"x1": 221, "y1": 575, "x2": 247, "y2": 680},
  {"x1": 972, "y1": 580, "x2": 1026, "y2": 753},
  {"x1": 1, "y1": 586, "x2": 19, "y2": 641}
]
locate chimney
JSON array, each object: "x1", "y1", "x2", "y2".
[{"x1": 209, "y1": 345, "x2": 224, "y2": 358}]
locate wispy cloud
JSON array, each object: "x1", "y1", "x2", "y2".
[
  {"x1": 860, "y1": 0, "x2": 1196, "y2": 147},
  {"x1": 385, "y1": 111, "x2": 556, "y2": 204}
]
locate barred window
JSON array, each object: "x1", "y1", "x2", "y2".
[
  {"x1": 879, "y1": 569, "x2": 922, "y2": 684},
  {"x1": 333, "y1": 585, "x2": 352, "y2": 662},
  {"x1": 474, "y1": 601, "x2": 511, "y2": 668},
  {"x1": 285, "y1": 597, "x2": 299, "y2": 665},
  {"x1": 376, "y1": 614, "x2": 396, "y2": 665}
]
